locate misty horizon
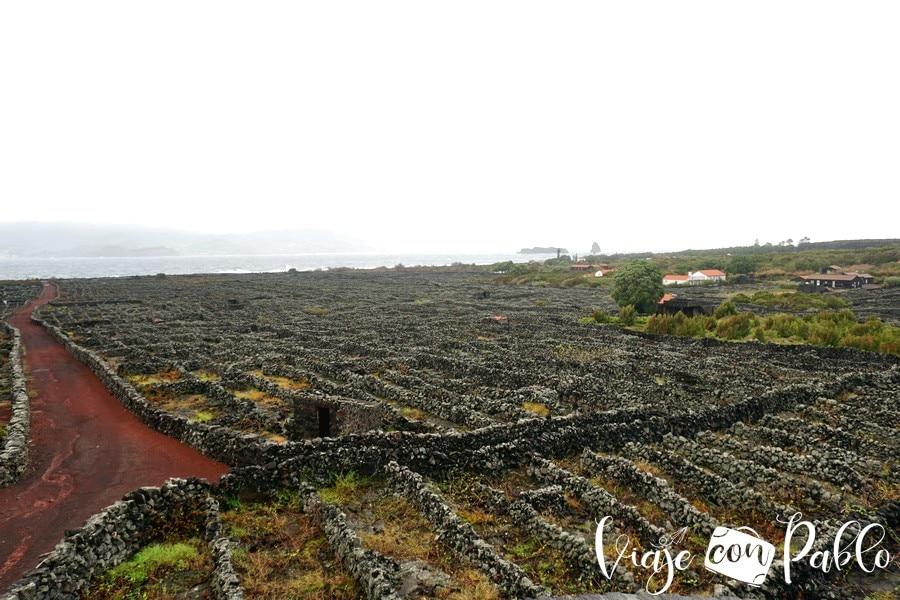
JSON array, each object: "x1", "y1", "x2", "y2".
[
  {"x1": 0, "y1": 220, "x2": 893, "y2": 261},
  {"x1": 2, "y1": 4, "x2": 897, "y2": 257}
]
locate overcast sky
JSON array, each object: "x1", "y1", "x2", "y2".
[{"x1": 1, "y1": 2, "x2": 897, "y2": 255}]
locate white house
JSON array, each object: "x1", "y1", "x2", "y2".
[
  {"x1": 663, "y1": 274, "x2": 690, "y2": 286},
  {"x1": 688, "y1": 269, "x2": 726, "y2": 283}
]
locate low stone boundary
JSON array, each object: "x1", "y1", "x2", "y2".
[
  {"x1": 580, "y1": 451, "x2": 717, "y2": 538},
  {"x1": 0, "y1": 323, "x2": 29, "y2": 487},
  {"x1": 1, "y1": 478, "x2": 243, "y2": 600},
  {"x1": 32, "y1": 313, "x2": 888, "y2": 492},
  {"x1": 299, "y1": 484, "x2": 402, "y2": 599},
  {"x1": 32, "y1": 316, "x2": 274, "y2": 468},
  {"x1": 529, "y1": 456, "x2": 665, "y2": 548},
  {"x1": 204, "y1": 494, "x2": 244, "y2": 600},
  {"x1": 384, "y1": 461, "x2": 549, "y2": 599}
]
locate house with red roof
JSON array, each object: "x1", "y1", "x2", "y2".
[
  {"x1": 796, "y1": 272, "x2": 874, "y2": 290},
  {"x1": 663, "y1": 274, "x2": 690, "y2": 286},
  {"x1": 688, "y1": 269, "x2": 726, "y2": 283}
]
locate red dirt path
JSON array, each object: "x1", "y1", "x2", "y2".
[{"x1": 0, "y1": 283, "x2": 229, "y2": 590}]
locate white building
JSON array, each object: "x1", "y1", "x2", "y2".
[
  {"x1": 688, "y1": 269, "x2": 726, "y2": 283},
  {"x1": 663, "y1": 274, "x2": 690, "y2": 286}
]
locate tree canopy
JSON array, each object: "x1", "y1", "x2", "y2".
[{"x1": 611, "y1": 260, "x2": 665, "y2": 314}]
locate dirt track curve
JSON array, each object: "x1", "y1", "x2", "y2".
[{"x1": 0, "y1": 283, "x2": 229, "y2": 589}]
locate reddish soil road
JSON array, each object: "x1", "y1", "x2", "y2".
[{"x1": 0, "y1": 283, "x2": 229, "y2": 590}]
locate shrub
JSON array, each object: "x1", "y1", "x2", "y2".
[
  {"x1": 646, "y1": 314, "x2": 670, "y2": 335},
  {"x1": 592, "y1": 310, "x2": 614, "y2": 324},
  {"x1": 508, "y1": 263, "x2": 531, "y2": 276},
  {"x1": 715, "y1": 301, "x2": 738, "y2": 319},
  {"x1": 884, "y1": 276, "x2": 900, "y2": 289},
  {"x1": 715, "y1": 312, "x2": 756, "y2": 340},
  {"x1": 618, "y1": 305, "x2": 637, "y2": 326}
]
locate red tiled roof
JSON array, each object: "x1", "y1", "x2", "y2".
[
  {"x1": 800, "y1": 273, "x2": 872, "y2": 282},
  {"x1": 698, "y1": 269, "x2": 726, "y2": 277},
  {"x1": 663, "y1": 274, "x2": 689, "y2": 280},
  {"x1": 659, "y1": 293, "x2": 677, "y2": 304}
]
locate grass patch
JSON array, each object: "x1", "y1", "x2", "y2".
[
  {"x1": 318, "y1": 471, "x2": 376, "y2": 505},
  {"x1": 84, "y1": 540, "x2": 210, "y2": 599},
  {"x1": 358, "y1": 494, "x2": 504, "y2": 599},
  {"x1": 250, "y1": 370, "x2": 310, "y2": 390},
  {"x1": 360, "y1": 496, "x2": 436, "y2": 560},
  {"x1": 443, "y1": 569, "x2": 501, "y2": 600},
  {"x1": 192, "y1": 410, "x2": 217, "y2": 423},
  {"x1": 398, "y1": 405, "x2": 428, "y2": 421},
  {"x1": 144, "y1": 391, "x2": 214, "y2": 420},
  {"x1": 233, "y1": 387, "x2": 285, "y2": 407},
  {"x1": 127, "y1": 369, "x2": 182, "y2": 386},
  {"x1": 302, "y1": 306, "x2": 330, "y2": 316},
  {"x1": 221, "y1": 491, "x2": 359, "y2": 599},
  {"x1": 522, "y1": 402, "x2": 550, "y2": 418}
]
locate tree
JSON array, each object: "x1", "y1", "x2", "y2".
[
  {"x1": 611, "y1": 260, "x2": 664, "y2": 314},
  {"x1": 698, "y1": 258, "x2": 726, "y2": 271},
  {"x1": 727, "y1": 255, "x2": 756, "y2": 275}
]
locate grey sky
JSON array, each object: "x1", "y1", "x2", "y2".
[{"x1": 1, "y1": 2, "x2": 897, "y2": 254}]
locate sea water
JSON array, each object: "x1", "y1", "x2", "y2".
[{"x1": 0, "y1": 252, "x2": 556, "y2": 280}]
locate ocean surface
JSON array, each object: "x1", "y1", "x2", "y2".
[{"x1": 0, "y1": 252, "x2": 556, "y2": 280}]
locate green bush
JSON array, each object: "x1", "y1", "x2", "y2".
[
  {"x1": 731, "y1": 290, "x2": 850, "y2": 311},
  {"x1": 716, "y1": 312, "x2": 756, "y2": 340},
  {"x1": 592, "y1": 310, "x2": 614, "y2": 324},
  {"x1": 618, "y1": 305, "x2": 637, "y2": 326},
  {"x1": 629, "y1": 305, "x2": 898, "y2": 355},
  {"x1": 714, "y1": 301, "x2": 738, "y2": 318},
  {"x1": 884, "y1": 276, "x2": 900, "y2": 288},
  {"x1": 508, "y1": 263, "x2": 531, "y2": 276}
]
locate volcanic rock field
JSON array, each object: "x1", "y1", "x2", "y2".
[{"x1": 2, "y1": 270, "x2": 898, "y2": 598}]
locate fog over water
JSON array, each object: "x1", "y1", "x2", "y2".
[{"x1": 0, "y1": 252, "x2": 556, "y2": 280}]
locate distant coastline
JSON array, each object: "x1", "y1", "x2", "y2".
[
  {"x1": 519, "y1": 246, "x2": 568, "y2": 255},
  {"x1": 0, "y1": 251, "x2": 558, "y2": 280}
]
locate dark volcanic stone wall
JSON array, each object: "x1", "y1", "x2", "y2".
[
  {"x1": 8, "y1": 271, "x2": 897, "y2": 599},
  {"x1": 0, "y1": 323, "x2": 29, "y2": 487}
]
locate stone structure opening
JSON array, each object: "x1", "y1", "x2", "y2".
[{"x1": 317, "y1": 406, "x2": 332, "y2": 438}]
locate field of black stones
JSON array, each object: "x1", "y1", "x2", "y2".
[{"x1": 13, "y1": 271, "x2": 900, "y2": 597}]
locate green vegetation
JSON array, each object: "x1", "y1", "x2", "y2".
[
  {"x1": 221, "y1": 490, "x2": 359, "y2": 599},
  {"x1": 192, "y1": 410, "x2": 216, "y2": 422},
  {"x1": 492, "y1": 241, "x2": 900, "y2": 289},
  {"x1": 86, "y1": 540, "x2": 209, "y2": 599},
  {"x1": 731, "y1": 290, "x2": 850, "y2": 311},
  {"x1": 302, "y1": 306, "x2": 331, "y2": 316},
  {"x1": 491, "y1": 260, "x2": 608, "y2": 288},
  {"x1": 618, "y1": 304, "x2": 638, "y2": 325},
  {"x1": 317, "y1": 471, "x2": 375, "y2": 505},
  {"x1": 611, "y1": 261, "x2": 664, "y2": 314},
  {"x1": 726, "y1": 254, "x2": 756, "y2": 275},
  {"x1": 643, "y1": 306, "x2": 900, "y2": 354}
]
